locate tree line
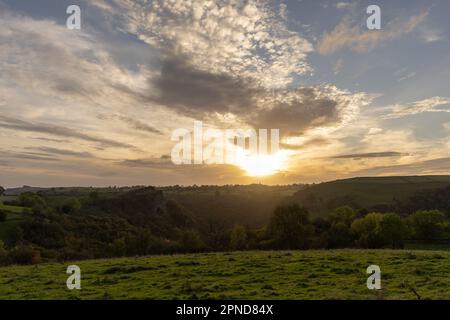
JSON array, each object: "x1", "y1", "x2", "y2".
[{"x1": 0, "y1": 186, "x2": 449, "y2": 266}]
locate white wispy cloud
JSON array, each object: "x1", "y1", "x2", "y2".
[
  {"x1": 112, "y1": 0, "x2": 313, "y2": 88},
  {"x1": 318, "y1": 10, "x2": 429, "y2": 55},
  {"x1": 384, "y1": 97, "x2": 450, "y2": 119}
]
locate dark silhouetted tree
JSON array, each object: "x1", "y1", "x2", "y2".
[{"x1": 268, "y1": 205, "x2": 314, "y2": 249}]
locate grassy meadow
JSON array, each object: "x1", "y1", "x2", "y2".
[
  {"x1": 1, "y1": 249, "x2": 449, "y2": 300},
  {"x1": 0, "y1": 196, "x2": 24, "y2": 240}
]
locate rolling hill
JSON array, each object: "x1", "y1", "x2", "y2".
[{"x1": 289, "y1": 176, "x2": 450, "y2": 216}]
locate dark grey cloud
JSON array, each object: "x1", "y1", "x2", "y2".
[
  {"x1": 32, "y1": 147, "x2": 94, "y2": 158},
  {"x1": 353, "y1": 157, "x2": 450, "y2": 176},
  {"x1": 151, "y1": 57, "x2": 260, "y2": 118},
  {"x1": 118, "y1": 156, "x2": 173, "y2": 169},
  {"x1": 280, "y1": 138, "x2": 331, "y2": 150},
  {"x1": 331, "y1": 152, "x2": 404, "y2": 159},
  {"x1": 31, "y1": 137, "x2": 70, "y2": 143},
  {"x1": 249, "y1": 88, "x2": 340, "y2": 136},
  {"x1": 0, "y1": 150, "x2": 58, "y2": 162},
  {"x1": 98, "y1": 114, "x2": 162, "y2": 135},
  {"x1": 148, "y1": 57, "x2": 361, "y2": 139},
  {"x1": 0, "y1": 116, "x2": 134, "y2": 149}
]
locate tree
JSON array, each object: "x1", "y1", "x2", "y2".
[
  {"x1": 351, "y1": 213, "x2": 386, "y2": 248},
  {"x1": 327, "y1": 222, "x2": 353, "y2": 248},
  {"x1": 61, "y1": 197, "x2": 81, "y2": 214},
  {"x1": 180, "y1": 230, "x2": 204, "y2": 252},
  {"x1": 379, "y1": 213, "x2": 408, "y2": 248},
  {"x1": 407, "y1": 210, "x2": 446, "y2": 240},
  {"x1": 230, "y1": 225, "x2": 248, "y2": 250},
  {"x1": 18, "y1": 192, "x2": 46, "y2": 208},
  {"x1": 268, "y1": 205, "x2": 314, "y2": 249},
  {"x1": 0, "y1": 186, "x2": 5, "y2": 196},
  {"x1": 330, "y1": 206, "x2": 356, "y2": 226},
  {"x1": 201, "y1": 219, "x2": 229, "y2": 251}
]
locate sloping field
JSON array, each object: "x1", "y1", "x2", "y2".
[
  {"x1": 0, "y1": 250, "x2": 449, "y2": 300},
  {"x1": 291, "y1": 176, "x2": 450, "y2": 214}
]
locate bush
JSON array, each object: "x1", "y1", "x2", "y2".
[
  {"x1": 0, "y1": 209, "x2": 7, "y2": 222},
  {"x1": 330, "y1": 206, "x2": 356, "y2": 226},
  {"x1": 8, "y1": 245, "x2": 41, "y2": 265},
  {"x1": 327, "y1": 222, "x2": 353, "y2": 248},
  {"x1": 180, "y1": 230, "x2": 205, "y2": 252},
  {"x1": 60, "y1": 197, "x2": 82, "y2": 214},
  {"x1": 407, "y1": 210, "x2": 446, "y2": 240},
  {"x1": 351, "y1": 213, "x2": 386, "y2": 248},
  {"x1": 0, "y1": 241, "x2": 8, "y2": 265},
  {"x1": 230, "y1": 225, "x2": 248, "y2": 250},
  {"x1": 379, "y1": 213, "x2": 408, "y2": 248},
  {"x1": 18, "y1": 192, "x2": 47, "y2": 208}
]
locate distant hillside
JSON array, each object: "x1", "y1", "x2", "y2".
[
  {"x1": 289, "y1": 176, "x2": 450, "y2": 215},
  {"x1": 164, "y1": 184, "x2": 300, "y2": 227},
  {"x1": 4, "y1": 186, "x2": 49, "y2": 196}
]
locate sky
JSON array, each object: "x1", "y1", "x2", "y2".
[{"x1": 0, "y1": 0, "x2": 450, "y2": 187}]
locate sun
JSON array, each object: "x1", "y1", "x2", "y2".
[{"x1": 234, "y1": 151, "x2": 286, "y2": 177}]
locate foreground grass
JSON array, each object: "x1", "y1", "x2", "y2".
[{"x1": 1, "y1": 250, "x2": 449, "y2": 300}]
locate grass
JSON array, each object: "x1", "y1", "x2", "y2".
[
  {"x1": 1, "y1": 250, "x2": 450, "y2": 300},
  {"x1": 292, "y1": 176, "x2": 450, "y2": 215},
  {"x1": 0, "y1": 203, "x2": 24, "y2": 214},
  {"x1": 0, "y1": 197, "x2": 25, "y2": 240}
]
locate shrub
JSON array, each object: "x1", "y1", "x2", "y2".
[
  {"x1": 180, "y1": 230, "x2": 205, "y2": 252},
  {"x1": 351, "y1": 213, "x2": 386, "y2": 248},
  {"x1": 0, "y1": 240, "x2": 8, "y2": 265},
  {"x1": 407, "y1": 210, "x2": 446, "y2": 240},
  {"x1": 379, "y1": 213, "x2": 408, "y2": 248},
  {"x1": 8, "y1": 245, "x2": 41, "y2": 265},
  {"x1": 330, "y1": 206, "x2": 356, "y2": 226},
  {"x1": 60, "y1": 197, "x2": 82, "y2": 214},
  {"x1": 0, "y1": 209, "x2": 7, "y2": 222},
  {"x1": 328, "y1": 222, "x2": 353, "y2": 248},
  {"x1": 230, "y1": 225, "x2": 248, "y2": 250}
]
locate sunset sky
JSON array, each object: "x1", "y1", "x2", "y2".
[{"x1": 1, "y1": 0, "x2": 450, "y2": 187}]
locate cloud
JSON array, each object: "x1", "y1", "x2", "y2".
[
  {"x1": 335, "y1": 2, "x2": 354, "y2": 10},
  {"x1": 79, "y1": 0, "x2": 372, "y2": 148},
  {"x1": 148, "y1": 56, "x2": 370, "y2": 137},
  {"x1": 384, "y1": 96, "x2": 450, "y2": 119},
  {"x1": 420, "y1": 27, "x2": 445, "y2": 43},
  {"x1": 280, "y1": 138, "x2": 330, "y2": 150},
  {"x1": 113, "y1": 0, "x2": 313, "y2": 88},
  {"x1": 318, "y1": 10, "x2": 429, "y2": 55},
  {"x1": 354, "y1": 157, "x2": 450, "y2": 176},
  {"x1": 151, "y1": 56, "x2": 261, "y2": 118},
  {"x1": 119, "y1": 156, "x2": 173, "y2": 169},
  {"x1": 98, "y1": 114, "x2": 162, "y2": 135},
  {"x1": 32, "y1": 147, "x2": 94, "y2": 158},
  {"x1": 0, "y1": 150, "x2": 59, "y2": 162},
  {"x1": 0, "y1": 116, "x2": 134, "y2": 149},
  {"x1": 0, "y1": 1, "x2": 379, "y2": 185},
  {"x1": 248, "y1": 85, "x2": 370, "y2": 137},
  {"x1": 331, "y1": 151, "x2": 404, "y2": 159}
]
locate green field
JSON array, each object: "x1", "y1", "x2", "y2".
[
  {"x1": 0, "y1": 197, "x2": 24, "y2": 240},
  {"x1": 1, "y1": 250, "x2": 449, "y2": 300},
  {"x1": 291, "y1": 176, "x2": 450, "y2": 215}
]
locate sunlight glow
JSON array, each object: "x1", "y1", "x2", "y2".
[{"x1": 234, "y1": 150, "x2": 286, "y2": 177}]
